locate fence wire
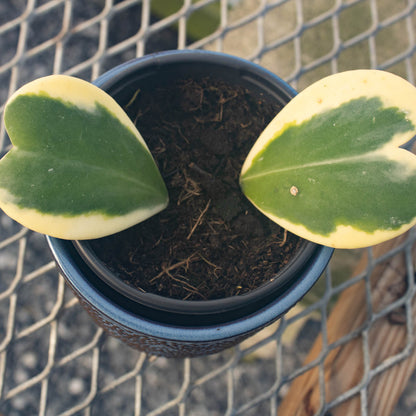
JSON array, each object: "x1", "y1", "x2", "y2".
[{"x1": 1, "y1": 0, "x2": 416, "y2": 415}]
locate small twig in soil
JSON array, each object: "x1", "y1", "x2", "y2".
[
  {"x1": 153, "y1": 138, "x2": 167, "y2": 155},
  {"x1": 165, "y1": 271, "x2": 198, "y2": 290},
  {"x1": 187, "y1": 199, "x2": 211, "y2": 240},
  {"x1": 198, "y1": 253, "x2": 222, "y2": 270},
  {"x1": 163, "y1": 121, "x2": 190, "y2": 144},
  {"x1": 152, "y1": 233, "x2": 163, "y2": 248},
  {"x1": 207, "y1": 218, "x2": 229, "y2": 233},
  {"x1": 177, "y1": 172, "x2": 201, "y2": 205},
  {"x1": 133, "y1": 109, "x2": 149, "y2": 125},
  {"x1": 125, "y1": 88, "x2": 141, "y2": 109},
  {"x1": 279, "y1": 229, "x2": 288, "y2": 247},
  {"x1": 180, "y1": 79, "x2": 204, "y2": 111},
  {"x1": 183, "y1": 291, "x2": 203, "y2": 301},
  {"x1": 189, "y1": 162, "x2": 213, "y2": 179},
  {"x1": 176, "y1": 125, "x2": 189, "y2": 143},
  {"x1": 220, "y1": 91, "x2": 239, "y2": 104},
  {"x1": 149, "y1": 254, "x2": 198, "y2": 283},
  {"x1": 159, "y1": 269, "x2": 207, "y2": 300},
  {"x1": 189, "y1": 87, "x2": 204, "y2": 111},
  {"x1": 217, "y1": 91, "x2": 239, "y2": 122}
]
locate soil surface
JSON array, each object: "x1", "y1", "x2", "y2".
[{"x1": 89, "y1": 77, "x2": 303, "y2": 300}]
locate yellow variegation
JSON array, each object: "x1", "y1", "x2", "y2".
[
  {"x1": 0, "y1": 75, "x2": 168, "y2": 239},
  {"x1": 241, "y1": 70, "x2": 416, "y2": 248}
]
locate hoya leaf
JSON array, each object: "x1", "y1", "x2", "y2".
[
  {"x1": 240, "y1": 70, "x2": 416, "y2": 248},
  {"x1": 0, "y1": 75, "x2": 168, "y2": 239}
]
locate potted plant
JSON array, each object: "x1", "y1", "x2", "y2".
[{"x1": 0, "y1": 50, "x2": 415, "y2": 358}]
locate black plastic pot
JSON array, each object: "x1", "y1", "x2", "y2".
[{"x1": 47, "y1": 50, "x2": 334, "y2": 358}]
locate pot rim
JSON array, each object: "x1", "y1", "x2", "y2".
[
  {"x1": 94, "y1": 49, "x2": 297, "y2": 101},
  {"x1": 72, "y1": 238, "x2": 317, "y2": 314},
  {"x1": 47, "y1": 237, "x2": 333, "y2": 342}
]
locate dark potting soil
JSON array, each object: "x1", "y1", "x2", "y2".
[{"x1": 89, "y1": 77, "x2": 303, "y2": 300}]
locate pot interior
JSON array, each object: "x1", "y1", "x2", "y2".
[{"x1": 73, "y1": 52, "x2": 323, "y2": 325}]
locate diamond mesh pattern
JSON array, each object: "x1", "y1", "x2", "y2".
[{"x1": 1, "y1": 1, "x2": 416, "y2": 415}]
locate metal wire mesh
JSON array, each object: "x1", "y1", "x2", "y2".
[{"x1": 1, "y1": 0, "x2": 416, "y2": 414}]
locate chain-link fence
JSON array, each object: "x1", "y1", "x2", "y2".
[{"x1": 1, "y1": 0, "x2": 416, "y2": 415}]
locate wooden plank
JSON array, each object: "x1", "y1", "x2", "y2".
[{"x1": 278, "y1": 233, "x2": 416, "y2": 416}]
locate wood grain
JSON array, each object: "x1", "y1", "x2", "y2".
[{"x1": 278, "y1": 233, "x2": 416, "y2": 416}]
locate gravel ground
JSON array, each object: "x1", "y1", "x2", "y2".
[{"x1": 1, "y1": 1, "x2": 416, "y2": 415}]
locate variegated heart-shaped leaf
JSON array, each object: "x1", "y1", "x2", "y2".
[
  {"x1": 0, "y1": 75, "x2": 168, "y2": 239},
  {"x1": 240, "y1": 70, "x2": 416, "y2": 248}
]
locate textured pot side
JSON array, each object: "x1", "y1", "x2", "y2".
[{"x1": 47, "y1": 50, "x2": 334, "y2": 358}]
